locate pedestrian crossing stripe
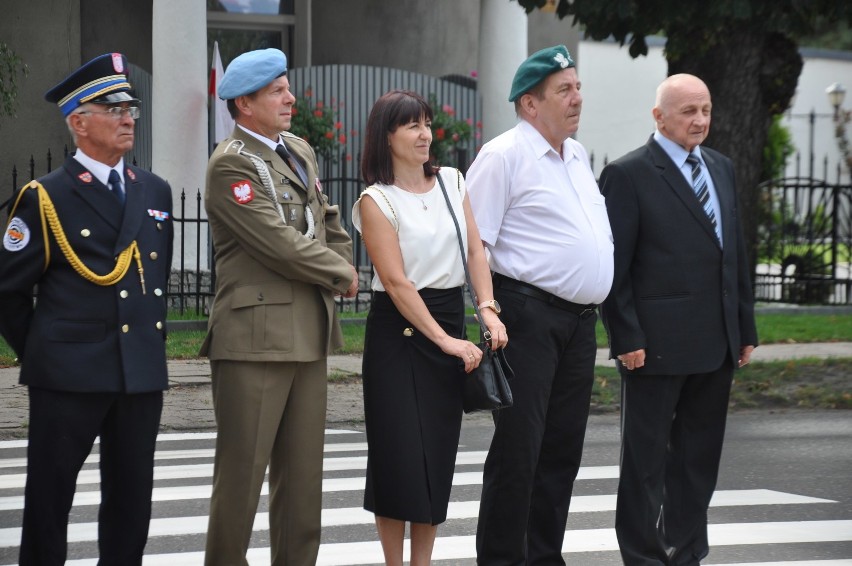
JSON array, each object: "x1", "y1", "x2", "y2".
[
  {"x1": 0, "y1": 489, "x2": 836, "y2": 548},
  {"x1": 0, "y1": 431, "x2": 849, "y2": 564},
  {"x1": 39, "y1": 522, "x2": 852, "y2": 566}
]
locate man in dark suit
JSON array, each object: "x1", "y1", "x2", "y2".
[
  {"x1": 0, "y1": 53, "x2": 173, "y2": 564},
  {"x1": 599, "y1": 73, "x2": 758, "y2": 565},
  {"x1": 201, "y1": 48, "x2": 358, "y2": 565}
]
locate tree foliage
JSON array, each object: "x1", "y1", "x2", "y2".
[
  {"x1": 0, "y1": 42, "x2": 28, "y2": 122},
  {"x1": 515, "y1": 0, "x2": 852, "y2": 272}
]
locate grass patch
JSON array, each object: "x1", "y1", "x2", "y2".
[
  {"x1": 1, "y1": 310, "x2": 851, "y2": 367},
  {"x1": 587, "y1": 359, "x2": 852, "y2": 412}
]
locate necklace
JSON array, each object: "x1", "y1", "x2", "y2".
[{"x1": 394, "y1": 179, "x2": 430, "y2": 211}]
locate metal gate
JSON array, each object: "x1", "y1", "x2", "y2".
[{"x1": 753, "y1": 174, "x2": 852, "y2": 304}]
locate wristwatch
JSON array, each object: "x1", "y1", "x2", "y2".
[{"x1": 478, "y1": 299, "x2": 501, "y2": 315}]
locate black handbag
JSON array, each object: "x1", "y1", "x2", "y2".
[{"x1": 436, "y1": 171, "x2": 514, "y2": 413}]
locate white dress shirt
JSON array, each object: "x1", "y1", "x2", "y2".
[{"x1": 467, "y1": 120, "x2": 614, "y2": 305}]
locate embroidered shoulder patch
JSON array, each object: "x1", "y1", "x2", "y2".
[
  {"x1": 231, "y1": 180, "x2": 254, "y2": 204},
  {"x1": 3, "y1": 217, "x2": 30, "y2": 252},
  {"x1": 78, "y1": 172, "x2": 93, "y2": 184}
]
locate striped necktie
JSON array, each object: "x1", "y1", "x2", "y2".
[
  {"x1": 108, "y1": 169, "x2": 125, "y2": 205},
  {"x1": 685, "y1": 154, "x2": 718, "y2": 241}
]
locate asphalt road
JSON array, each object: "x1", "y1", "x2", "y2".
[{"x1": 0, "y1": 410, "x2": 849, "y2": 564}]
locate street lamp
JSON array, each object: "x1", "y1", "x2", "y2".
[
  {"x1": 786, "y1": 84, "x2": 844, "y2": 179},
  {"x1": 826, "y1": 82, "x2": 846, "y2": 120}
]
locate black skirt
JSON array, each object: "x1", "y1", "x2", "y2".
[{"x1": 362, "y1": 288, "x2": 465, "y2": 524}]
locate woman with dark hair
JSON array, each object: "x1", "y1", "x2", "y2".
[{"x1": 352, "y1": 89, "x2": 507, "y2": 565}]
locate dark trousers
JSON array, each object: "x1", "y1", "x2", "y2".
[
  {"x1": 19, "y1": 387, "x2": 163, "y2": 566},
  {"x1": 615, "y1": 361, "x2": 734, "y2": 566},
  {"x1": 476, "y1": 285, "x2": 597, "y2": 565}
]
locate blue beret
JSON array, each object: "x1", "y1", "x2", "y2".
[
  {"x1": 44, "y1": 53, "x2": 140, "y2": 117},
  {"x1": 508, "y1": 45, "x2": 576, "y2": 103},
  {"x1": 218, "y1": 48, "x2": 288, "y2": 100}
]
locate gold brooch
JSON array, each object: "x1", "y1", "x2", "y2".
[{"x1": 403, "y1": 328, "x2": 414, "y2": 337}]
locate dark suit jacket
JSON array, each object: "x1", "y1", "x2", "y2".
[
  {"x1": 201, "y1": 127, "x2": 354, "y2": 362},
  {"x1": 599, "y1": 136, "x2": 758, "y2": 375},
  {"x1": 0, "y1": 156, "x2": 174, "y2": 392}
]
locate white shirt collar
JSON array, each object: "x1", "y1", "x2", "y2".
[
  {"x1": 653, "y1": 130, "x2": 704, "y2": 168},
  {"x1": 72, "y1": 148, "x2": 124, "y2": 187},
  {"x1": 518, "y1": 119, "x2": 577, "y2": 163},
  {"x1": 237, "y1": 124, "x2": 284, "y2": 151}
]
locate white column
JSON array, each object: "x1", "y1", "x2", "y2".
[
  {"x1": 152, "y1": 0, "x2": 209, "y2": 269},
  {"x1": 479, "y1": 0, "x2": 528, "y2": 144}
]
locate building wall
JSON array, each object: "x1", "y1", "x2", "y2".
[
  {"x1": 0, "y1": 0, "x2": 153, "y2": 202},
  {"x1": 0, "y1": 0, "x2": 81, "y2": 193},
  {"x1": 782, "y1": 48, "x2": 852, "y2": 181},
  {"x1": 310, "y1": 0, "x2": 480, "y2": 79}
]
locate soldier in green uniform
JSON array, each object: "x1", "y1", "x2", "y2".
[{"x1": 201, "y1": 48, "x2": 358, "y2": 565}]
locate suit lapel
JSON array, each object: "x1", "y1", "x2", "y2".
[
  {"x1": 647, "y1": 138, "x2": 720, "y2": 246},
  {"x1": 114, "y1": 166, "x2": 145, "y2": 254},
  {"x1": 64, "y1": 158, "x2": 123, "y2": 231}
]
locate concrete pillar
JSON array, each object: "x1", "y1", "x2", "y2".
[
  {"x1": 479, "y1": 0, "x2": 528, "y2": 144},
  {"x1": 152, "y1": 0, "x2": 209, "y2": 269}
]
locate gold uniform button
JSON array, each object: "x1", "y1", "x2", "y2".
[
  {"x1": 403, "y1": 328, "x2": 414, "y2": 337},
  {"x1": 156, "y1": 321, "x2": 163, "y2": 330},
  {"x1": 80, "y1": 229, "x2": 91, "y2": 237},
  {"x1": 154, "y1": 288, "x2": 163, "y2": 296},
  {"x1": 121, "y1": 324, "x2": 130, "y2": 333},
  {"x1": 149, "y1": 251, "x2": 158, "y2": 260},
  {"x1": 120, "y1": 290, "x2": 129, "y2": 299}
]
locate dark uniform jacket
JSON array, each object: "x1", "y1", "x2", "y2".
[
  {"x1": 201, "y1": 127, "x2": 353, "y2": 362},
  {"x1": 599, "y1": 137, "x2": 758, "y2": 375},
  {"x1": 0, "y1": 156, "x2": 174, "y2": 393}
]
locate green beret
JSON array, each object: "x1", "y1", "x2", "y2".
[{"x1": 508, "y1": 45, "x2": 576, "y2": 102}]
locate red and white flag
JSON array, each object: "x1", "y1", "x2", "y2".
[{"x1": 209, "y1": 41, "x2": 235, "y2": 145}]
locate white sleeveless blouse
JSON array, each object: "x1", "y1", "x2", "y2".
[{"x1": 352, "y1": 167, "x2": 468, "y2": 292}]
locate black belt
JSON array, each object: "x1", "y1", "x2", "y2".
[{"x1": 492, "y1": 273, "x2": 597, "y2": 318}]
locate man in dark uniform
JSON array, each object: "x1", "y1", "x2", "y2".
[{"x1": 0, "y1": 53, "x2": 173, "y2": 565}]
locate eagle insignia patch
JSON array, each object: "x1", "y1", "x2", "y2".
[{"x1": 231, "y1": 180, "x2": 254, "y2": 204}]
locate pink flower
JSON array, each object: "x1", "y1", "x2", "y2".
[
  {"x1": 338, "y1": 134, "x2": 347, "y2": 144},
  {"x1": 435, "y1": 128, "x2": 445, "y2": 140},
  {"x1": 452, "y1": 133, "x2": 459, "y2": 142},
  {"x1": 466, "y1": 118, "x2": 473, "y2": 126},
  {"x1": 470, "y1": 70, "x2": 478, "y2": 78},
  {"x1": 442, "y1": 104, "x2": 455, "y2": 116},
  {"x1": 335, "y1": 121, "x2": 343, "y2": 130},
  {"x1": 325, "y1": 131, "x2": 334, "y2": 140},
  {"x1": 314, "y1": 110, "x2": 324, "y2": 117}
]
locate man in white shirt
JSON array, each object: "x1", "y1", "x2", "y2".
[{"x1": 467, "y1": 45, "x2": 614, "y2": 565}]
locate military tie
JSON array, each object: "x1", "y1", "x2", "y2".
[
  {"x1": 685, "y1": 154, "x2": 719, "y2": 241},
  {"x1": 108, "y1": 169, "x2": 125, "y2": 205},
  {"x1": 275, "y1": 143, "x2": 308, "y2": 187}
]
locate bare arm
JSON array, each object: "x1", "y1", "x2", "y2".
[
  {"x1": 462, "y1": 194, "x2": 507, "y2": 350},
  {"x1": 359, "y1": 195, "x2": 483, "y2": 372}
]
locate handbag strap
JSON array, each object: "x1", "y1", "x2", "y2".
[{"x1": 435, "y1": 170, "x2": 492, "y2": 342}]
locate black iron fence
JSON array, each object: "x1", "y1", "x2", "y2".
[
  {"x1": 753, "y1": 166, "x2": 852, "y2": 305},
  {"x1": 7, "y1": 147, "x2": 852, "y2": 310}
]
